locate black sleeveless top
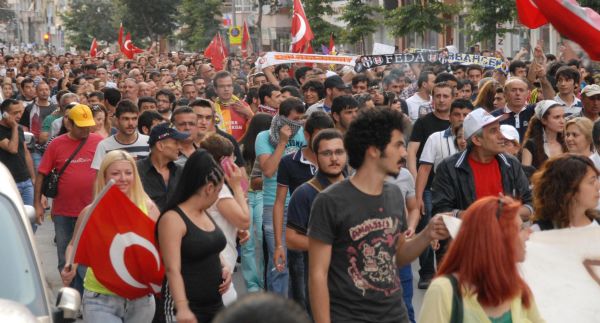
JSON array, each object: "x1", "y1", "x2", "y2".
[{"x1": 158, "y1": 206, "x2": 226, "y2": 315}]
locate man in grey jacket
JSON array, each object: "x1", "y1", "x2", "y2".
[{"x1": 431, "y1": 108, "x2": 533, "y2": 221}]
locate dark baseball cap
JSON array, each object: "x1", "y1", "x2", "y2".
[
  {"x1": 324, "y1": 75, "x2": 350, "y2": 90},
  {"x1": 148, "y1": 123, "x2": 190, "y2": 146}
]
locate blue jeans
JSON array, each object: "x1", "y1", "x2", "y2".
[
  {"x1": 262, "y1": 205, "x2": 288, "y2": 296},
  {"x1": 16, "y1": 179, "x2": 35, "y2": 232},
  {"x1": 31, "y1": 151, "x2": 41, "y2": 171},
  {"x1": 241, "y1": 191, "x2": 264, "y2": 292},
  {"x1": 288, "y1": 250, "x2": 309, "y2": 313},
  {"x1": 417, "y1": 189, "x2": 435, "y2": 279},
  {"x1": 54, "y1": 215, "x2": 85, "y2": 295},
  {"x1": 399, "y1": 264, "x2": 415, "y2": 323},
  {"x1": 83, "y1": 289, "x2": 155, "y2": 323}
]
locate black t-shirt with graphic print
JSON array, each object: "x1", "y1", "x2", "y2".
[{"x1": 307, "y1": 179, "x2": 408, "y2": 323}]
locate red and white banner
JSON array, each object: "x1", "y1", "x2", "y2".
[
  {"x1": 255, "y1": 52, "x2": 358, "y2": 70},
  {"x1": 72, "y1": 182, "x2": 164, "y2": 299},
  {"x1": 291, "y1": 0, "x2": 314, "y2": 53},
  {"x1": 242, "y1": 20, "x2": 253, "y2": 59}
]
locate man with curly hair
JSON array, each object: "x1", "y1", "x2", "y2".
[{"x1": 307, "y1": 108, "x2": 449, "y2": 323}]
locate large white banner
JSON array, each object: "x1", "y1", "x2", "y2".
[
  {"x1": 255, "y1": 52, "x2": 359, "y2": 70},
  {"x1": 520, "y1": 226, "x2": 600, "y2": 323}
]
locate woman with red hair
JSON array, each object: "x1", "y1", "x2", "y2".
[{"x1": 419, "y1": 196, "x2": 544, "y2": 323}]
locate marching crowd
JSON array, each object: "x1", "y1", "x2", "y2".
[{"x1": 0, "y1": 45, "x2": 599, "y2": 323}]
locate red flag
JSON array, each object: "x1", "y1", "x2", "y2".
[
  {"x1": 291, "y1": 0, "x2": 314, "y2": 53},
  {"x1": 328, "y1": 33, "x2": 336, "y2": 54},
  {"x1": 533, "y1": 0, "x2": 600, "y2": 60},
  {"x1": 242, "y1": 19, "x2": 253, "y2": 59},
  {"x1": 89, "y1": 38, "x2": 98, "y2": 58},
  {"x1": 118, "y1": 24, "x2": 125, "y2": 54},
  {"x1": 122, "y1": 32, "x2": 134, "y2": 59},
  {"x1": 516, "y1": 0, "x2": 548, "y2": 29},
  {"x1": 205, "y1": 33, "x2": 228, "y2": 71},
  {"x1": 74, "y1": 185, "x2": 164, "y2": 299}
]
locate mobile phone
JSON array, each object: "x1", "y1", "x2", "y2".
[{"x1": 220, "y1": 157, "x2": 249, "y2": 191}]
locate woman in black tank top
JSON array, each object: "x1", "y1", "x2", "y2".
[{"x1": 157, "y1": 150, "x2": 231, "y2": 323}]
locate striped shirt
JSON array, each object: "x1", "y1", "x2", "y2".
[{"x1": 91, "y1": 133, "x2": 149, "y2": 169}]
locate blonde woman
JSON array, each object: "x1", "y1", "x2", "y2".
[
  {"x1": 564, "y1": 117, "x2": 600, "y2": 170},
  {"x1": 61, "y1": 150, "x2": 159, "y2": 322}
]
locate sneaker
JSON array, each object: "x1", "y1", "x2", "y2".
[{"x1": 417, "y1": 277, "x2": 431, "y2": 289}]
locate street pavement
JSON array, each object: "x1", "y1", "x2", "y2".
[{"x1": 35, "y1": 219, "x2": 426, "y2": 321}]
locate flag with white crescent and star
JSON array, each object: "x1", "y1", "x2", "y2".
[
  {"x1": 73, "y1": 183, "x2": 164, "y2": 299},
  {"x1": 291, "y1": 0, "x2": 314, "y2": 53}
]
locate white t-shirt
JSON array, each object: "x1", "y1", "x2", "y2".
[
  {"x1": 207, "y1": 185, "x2": 238, "y2": 271},
  {"x1": 419, "y1": 128, "x2": 458, "y2": 172},
  {"x1": 386, "y1": 168, "x2": 415, "y2": 201},
  {"x1": 406, "y1": 93, "x2": 431, "y2": 122},
  {"x1": 589, "y1": 152, "x2": 600, "y2": 172},
  {"x1": 91, "y1": 133, "x2": 149, "y2": 169}
]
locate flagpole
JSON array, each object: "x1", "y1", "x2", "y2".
[{"x1": 67, "y1": 179, "x2": 116, "y2": 266}]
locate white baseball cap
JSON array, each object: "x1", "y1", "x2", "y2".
[
  {"x1": 463, "y1": 108, "x2": 505, "y2": 139},
  {"x1": 500, "y1": 125, "x2": 520, "y2": 142},
  {"x1": 582, "y1": 84, "x2": 600, "y2": 97}
]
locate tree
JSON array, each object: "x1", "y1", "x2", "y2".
[
  {"x1": 177, "y1": 0, "x2": 222, "y2": 50},
  {"x1": 384, "y1": 0, "x2": 459, "y2": 47},
  {"x1": 60, "y1": 0, "x2": 118, "y2": 49},
  {"x1": 118, "y1": 0, "x2": 179, "y2": 43},
  {"x1": 465, "y1": 0, "x2": 516, "y2": 48},
  {"x1": 340, "y1": 0, "x2": 381, "y2": 54},
  {"x1": 303, "y1": 0, "x2": 342, "y2": 51},
  {"x1": 579, "y1": 0, "x2": 600, "y2": 14}
]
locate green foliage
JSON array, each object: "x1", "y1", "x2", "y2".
[
  {"x1": 303, "y1": 0, "x2": 342, "y2": 50},
  {"x1": 465, "y1": 0, "x2": 516, "y2": 46},
  {"x1": 384, "y1": 0, "x2": 459, "y2": 38},
  {"x1": 340, "y1": 0, "x2": 381, "y2": 52},
  {"x1": 60, "y1": 0, "x2": 118, "y2": 49},
  {"x1": 177, "y1": 0, "x2": 222, "y2": 50},
  {"x1": 579, "y1": 0, "x2": 600, "y2": 14},
  {"x1": 118, "y1": 0, "x2": 179, "y2": 42}
]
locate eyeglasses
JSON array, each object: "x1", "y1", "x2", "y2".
[{"x1": 318, "y1": 149, "x2": 346, "y2": 157}]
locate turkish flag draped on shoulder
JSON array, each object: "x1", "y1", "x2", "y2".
[
  {"x1": 516, "y1": 0, "x2": 548, "y2": 29},
  {"x1": 205, "y1": 33, "x2": 228, "y2": 71},
  {"x1": 291, "y1": 0, "x2": 314, "y2": 53},
  {"x1": 89, "y1": 38, "x2": 98, "y2": 58},
  {"x1": 73, "y1": 183, "x2": 164, "y2": 299},
  {"x1": 533, "y1": 0, "x2": 600, "y2": 60}
]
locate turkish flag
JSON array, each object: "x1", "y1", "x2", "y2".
[
  {"x1": 74, "y1": 185, "x2": 164, "y2": 299},
  {"x1": 242, "y1": 19, "x2": 253, "y2": 59},
  {"x1": 329, "y1": 33, "x2": 336, "y2": 54},
  {"x1": 516, "y1": 0, "x2": 548, "y2": 29},
  {"x1": 291, "y1": 0, "x2": 314, "y2": 53},
  {"x1": 89, "y1": 38, "x2": 98, "y2": 58},
  {"x1": 533, "y1": 0, "x2": 600, "y2": 60},
  {"x1": 205, "y1": 33, "x2": 228, "y2": 71}
]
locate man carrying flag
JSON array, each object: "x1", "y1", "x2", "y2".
[{"x1": 61, "y1": 150, "x2": 162, "y2": 322}]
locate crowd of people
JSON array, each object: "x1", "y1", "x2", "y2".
[{"x1": 0, "y1": 44, "x2": 599, "y2": 323}]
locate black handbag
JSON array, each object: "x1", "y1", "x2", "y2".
[{"x1": 41, "y1": 137, "x2": 87, "y2": 198}]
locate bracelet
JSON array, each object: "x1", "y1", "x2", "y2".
[{"x1": 276, "y1": 245, "x2": 284, "y2": 249}]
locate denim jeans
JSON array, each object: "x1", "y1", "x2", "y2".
[
  {"x1": 16, "y1": 179, "x2": 35, "y2": 232},
  {"x1": 82, "y1": 289, "x2": 155, "y2": 323},
  {"x1": 241, "y1": 191, "x2": 265, "y2": 292},
  {"x1": 31, "y1": 151, "x2": 42, "y2": 171},
  {"x1": 288, "y1": 250, "x2": 309, "y2": 313},
  {"x1": 417, "y1": 189, "x2": 435, "y2": 279},
  {"x1": 262, "y1": 205, "x2": 288, "y2": 296},
  {"x1": 54, "y1": 215, "x2": 85, "y2": 295},
  {"x1": 399, "y1": 264, "x2": 415, "y2": 323}
]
